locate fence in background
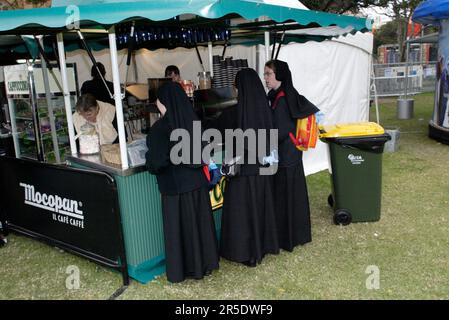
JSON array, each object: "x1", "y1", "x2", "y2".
[{"x1": 372, "y1": 62, "x2": 436, "y2": 97}]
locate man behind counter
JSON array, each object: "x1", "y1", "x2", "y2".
[
  {"x1": 165, "y1": 65, "x2": 181, "y2": 82},
  {"x1": 81, "y1": 62, "x2": 115, "y2": 105},
  {"x1": 73, "y1": 93, "x2": 119, "y2": 145}
]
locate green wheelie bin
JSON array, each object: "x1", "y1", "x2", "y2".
[{"x1": 320, "y1": 122, "x2": 391, "y2": 225}]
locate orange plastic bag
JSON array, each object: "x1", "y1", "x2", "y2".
[{"x1": 289, "y1": 114, "x2": 318, "y2": 151}]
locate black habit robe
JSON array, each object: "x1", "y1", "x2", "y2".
[
  {"x1": 216, "y1": 68, "x2": 280, "y2": 266},
  {"x1": 145, "y1": 82, "x2": 219, "y2": 283},
  {"x1": 266, "y1": 59, "x2": 319, "y2": 251}
]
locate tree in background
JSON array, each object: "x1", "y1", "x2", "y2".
[
  {"x1": 373, "y1": 20, "x2": 398, "y2": 54},
  {"x1": 302, "y1": 0, "x2": 424, "y2": 62},
  {"x1": 378, "y1": 0, "x2": 422, "y2": 62},
  {"x1": 374, "y1": 18, "x2": 438, "y2": 62},
  {"x1": 302, "y1": 0, "x2": 383, "y2": 14},
  {"x1": 0, "y1": 0, "x2": 50, "y2": 10}
]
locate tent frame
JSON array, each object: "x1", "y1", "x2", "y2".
[
  {"x1": 0, "y1": 2, "x2": 371, "y2": 170},
  {"x1": 41, "y1": 26, "x2": 320, "y2": 170}
]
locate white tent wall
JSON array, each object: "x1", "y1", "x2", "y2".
[
  {"x1": 66, "y1": 45, "x2": 257, "y2": 86},
  {"x1": 258, "y1": 31, "x2": 374, "y2": 175}
]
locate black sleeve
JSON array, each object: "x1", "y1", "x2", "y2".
[
  {"x1": 111, "y1": 114, "x2": 128, "y2": 144},
  {"x1": 80, "y1": 82, "x2": 87, "y2": 95},
  {"x1": 145, "y1": 121, "x2": 170, "y2": 174},
  {"x1": 107, "y1": 81, "x2": 114, "y2": 94},
  {"x1": 205, "y1": 105, "x2": 238, "y2": 137},
  {"x1": 202, "y1": 105, "x2": 237, "y2": 162},
  {"x1": 273, "y1": 97, "x2": 295, "y2": 143},
  {"x1": 296, "y1": 94, "x2": 320, "y2": 118}
]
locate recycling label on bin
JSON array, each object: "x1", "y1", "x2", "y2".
[{"x1": 348, "y1": 154, "x2": 365, "y2": 165}]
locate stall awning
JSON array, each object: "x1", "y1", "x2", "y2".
[
  {"x1": 0, "y1": 0, "x2": 370, "y2": 33},
  {"x1": 0, "y1": 0, "x2": 372, "y2": 60},
  {"x1": 413, "y1": 0, "x2": 449, "y2": 25}
]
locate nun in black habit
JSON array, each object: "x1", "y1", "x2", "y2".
[
  {"x1": 264, "y1": 59, "x2": 320, "y2": 252},
  {"x1": 145, "y1": 82, "x2": 219, "y2": 283},
  {"x1": 218, "y1": 68, "x2": 279, "y2": 267}
]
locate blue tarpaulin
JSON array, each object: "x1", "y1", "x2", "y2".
[{"x1": 413, "y1": 0, "x2": 449, "y2": 25}]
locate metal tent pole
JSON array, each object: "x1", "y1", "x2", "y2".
[
  {"x1": 7, "y1": 97, "x2": 20, "y2": 158},
  {"x1": 108, "y1": 26, "x2": 129, "y2": 170},
  {"x1": 264, "y1": 31, "x2": 270, "y2": 61},
  {"x1": 56, "y1": 33, "x2": 77, "y2": 155},
  {"x1": 369, "y1": 57, "x2": 380, "y2": 124},
  {"x1": 27, "y1": 62, "x2": 44, "y2": 162},
  {"x1": 208, "y1": 42, "x2": 213, "y2": 77},
  {"x1": 397, "y1": 40, "x2": 414, "y2": 119},
  {"x1": 405, "y1": 41, "x2": 410, "y2": 100},
  {"x1": 39, "y1": 37, "x2": 61, "y2": 163}
]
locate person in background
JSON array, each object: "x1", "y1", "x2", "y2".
[
  {"x1": 145, "y1": 81, "x2": 219, "y2": 283},
  {"x1": 264, "y1": 59, "x2": 320, "y2": 252},
  {"x1": 165, "y1": 65, "x2": 181, "y2": 82},
  {"x1": 81, "y1": 62, "x2": 115, "y2": 105},
  {"x1": 73, "y1": 94, "x2": 118, "y2": 145},
  {"x1": 441, "y1": 59, "x2": 449, "y2": 127},
  {"x1": 215, "y1": 68, "x2": 279, "y2": 267}
]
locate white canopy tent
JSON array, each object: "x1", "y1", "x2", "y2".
[
  {"x1": 65, "y1": 1, "x2": 373, "y2": 176},
  {"x1": 265, "y1": 31, "x2": 374, "y2": 175},
  {"x1": 252, "y1": 1, "x2": 373, "y2": 175}
]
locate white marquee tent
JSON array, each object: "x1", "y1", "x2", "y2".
[{"x1": 64, "y1": 1, "x2": 373, "y2": 175}]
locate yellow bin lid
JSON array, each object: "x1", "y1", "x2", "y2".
[{"x1": 319, "y1": 122, "x2": 385, "y2": 138}]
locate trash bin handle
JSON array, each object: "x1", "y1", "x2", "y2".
[{"x1": 339, "y1": 143, "x2": 385, "y2": 154}]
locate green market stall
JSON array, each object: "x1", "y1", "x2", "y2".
[{"x1": 0, "y1": 0, "x2": 371, "y2": 284}]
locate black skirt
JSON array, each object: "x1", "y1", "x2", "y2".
[
  {"x1": 274, "y1": 162, "x2": 312, "y2": 251},
  {"x1": 220, "y1": 175, "x2": 279, "y2": 266},
  {"x1": 161, "y1": 187, "x2": 219, "y2": 283}
]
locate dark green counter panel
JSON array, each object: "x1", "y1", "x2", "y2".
[
  {"x1": 114, "y1": 171, "x2": 167, "y2": 283},
  {"x1": 69, "y1": 162, "x2": 222, "y2": 283}
]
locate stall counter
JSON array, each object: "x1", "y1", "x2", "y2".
[{"x1": 67, "y1": 153, "x2": 223, "y2": 284}]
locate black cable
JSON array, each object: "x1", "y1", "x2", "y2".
[
  {"x1": 195, "y1": 44, "x2": 205, "y2": 71},
  {"x1": 275, "y1": 29, "x2": 286, "y2": 60},
  {"x1": 51, "y1": 39, "x2": 61, "y2": 71},
  {"x1": 33, "y1": 36, "x2": 53, "y2": 71},
  {"x1": 271, "y1": 30, "x2": 277, "y2": 61},
  {"x1": 221, "y1": 40, "x2": 228, "y2": 60},
  {"x1": 108, "y1": 284, "x2": 129, "y2": 300},
  {"x1": 126, "y1": 22, "x2": 135, "y2": 67}
]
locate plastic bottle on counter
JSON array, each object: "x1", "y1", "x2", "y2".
[{"x1": 198, "y1": 71, "x2": 212, "y2": 90}]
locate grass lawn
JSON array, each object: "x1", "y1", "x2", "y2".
[{"x1": 1, "y1": 92, "x2": 449, "y2": 300}]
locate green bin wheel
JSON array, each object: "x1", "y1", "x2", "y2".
[
  {"x1": 327, "y1": 194, "x2": 334, "y2": 207},
  {"x1": 333, "y1": 209, "x2": 352, "y2": 226}
]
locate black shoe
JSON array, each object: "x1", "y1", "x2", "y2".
[
  {"x1": 242, "y1": 260, "x2": 257, "y2": 267},
  {"x1": 205, "y1": 269, "x2": 213, "y2": 276},
  {"x1": 0, "y1": 234, "x2": 7, "y2": 247}
]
